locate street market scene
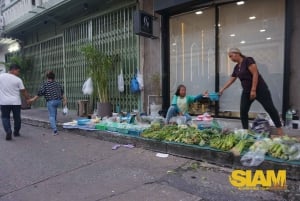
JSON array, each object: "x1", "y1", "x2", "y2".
[{"x1": 0, "y1": 0, "x2": 300, "y2": 201}]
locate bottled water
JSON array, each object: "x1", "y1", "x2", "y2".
[{"x1": 285, "y1": 109, "x2": 293, "y2": 129}]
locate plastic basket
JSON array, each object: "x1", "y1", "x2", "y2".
[{"x1": 77, "y1": 118, "x2": 91, "y2": 126}]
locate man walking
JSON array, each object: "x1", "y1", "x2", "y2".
[{"x1": 0, "y1": 64, "x2": 30, "y2": 140}]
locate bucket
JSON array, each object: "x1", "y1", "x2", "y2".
[{"x1": 97, "y1": 102, "x2": 112, "y2": 118}]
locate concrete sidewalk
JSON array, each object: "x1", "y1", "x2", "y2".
[
  {"x1": 21, "y1": 108, "x2": 300, "y2": 137},
  {"x1": 21, "y1": 108, "x2": 76, "y2": 125}
]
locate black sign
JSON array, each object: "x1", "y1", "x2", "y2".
[{"x1": 134, "y1": 10, "x2": 155, "y2": 39}]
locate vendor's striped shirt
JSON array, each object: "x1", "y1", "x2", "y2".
[{"x1": 37, "y1": 81, "x2": 64, "y2": 102}]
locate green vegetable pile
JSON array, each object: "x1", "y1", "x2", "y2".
[
  {"x1": 141, "y1": 125, "x2": 220, "y2": 146},
  {"x1": 231, "y1": 138, "x2": 255, "y2": 155},
  {"x1": 246, "y1": 136, "x2": 300, "y2": 160},
  {"x1": 266, "y1": 136, "x2": 299, "y2": 160},
  {"x1": 141, "y1": 124, "x2": 251, "y2": 150},
  {"x1": 209, "y1": 134, "x2": 239, "y2": 151},
  {"x1": 141, "y1": 125, "x2": 300, "y2": 161},
  {"x1": 268, "y1": 143, "x2": 288, "y2": 160}
]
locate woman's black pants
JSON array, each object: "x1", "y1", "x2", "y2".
[{"x1": 240, "y1": 88, "x2": 282, "y2": 129}]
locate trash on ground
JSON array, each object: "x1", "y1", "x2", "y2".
[
  {"x1": 156, "y1": 153, "x2": 169, "y2": 158},
  {"x1": 112, "y1": 144, "x2": 135, "y2": 150}
]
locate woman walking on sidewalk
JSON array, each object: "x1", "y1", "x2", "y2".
[
  {"x1": 219, "y1": 48, "x2": 283, "y2": 136},
  {"x1": 29, "y1": 71, "x2": 67, "y2": 135}
]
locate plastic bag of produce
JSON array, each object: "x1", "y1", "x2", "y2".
[
  {"x1": 249, "y1": 138, "x2": 273, "y2": 153},
  {"x1": 287, "y1": 143, "x2": 300, "y2": 161},
  {"x1": 251, "y1": 115, "x2": 270, "y2": 136},
  {"x1": 176, "y1": 116, "x2": 187, "y2": 125},
  {"x1": 240, "y1": 138, "x2": 273, "y2": 166},
  {"x1": 240, "y1": 150, "x2": 266, "y2": 166}
]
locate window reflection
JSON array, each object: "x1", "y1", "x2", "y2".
[
  {"x1": 169, "y1": 0, "x2": 285, "y2": 116},
  {"x1": 219, "y1": 0, "x2": 285, "y2": 114},
  {"x1": 169, "y1": 8, "x2": 215, "y2": 98}
]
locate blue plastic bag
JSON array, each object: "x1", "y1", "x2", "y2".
[{"x1": 130, "y1": 76, "x2": 140, "y2": 93}]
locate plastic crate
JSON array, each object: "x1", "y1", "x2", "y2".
[
  {"x1": 117, "y1": 127, "x2": 129, "y2": 134},
  {"x1": 107, "y1": 126, "x2": 117, "y2": 132},
  {"x1": 95, "y1": 123, "x2": 107, "y2": 131},
  {"x1": 128, "y1": 130, "x2": 141, "y2": 136},
  {"x1": 106, "y1": 122, "x2": 118, "y2": 132}
]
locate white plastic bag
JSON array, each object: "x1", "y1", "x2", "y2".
[
  {"x1": 118, "y1": 69, "x2": 124, "y2": 92},
  {"x1": 150, "y1": 103, "x2": 161, "y2": 117},
  {"x1": 136, "y1": 69, "x2": 144, "y2": 90},
  {"x1": 240, "y1": 150, "x2": 265, "y2": 167},
  {"x1": 82, "y1": 77, "x2": 93, "y2": 95},
  {"x1": 63, "y1": 106, "x2": 68, "y2": 115}
]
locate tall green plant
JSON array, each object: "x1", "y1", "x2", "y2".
[
  {"x1": 2, "y1": 54, "x2": 32, "y2": 85},
  {"x1": 81, "y1": 45, "x2": 113, "y2": 103}
]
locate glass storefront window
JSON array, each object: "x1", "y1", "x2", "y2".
[
  {"x1": 168, "y1": 0, "x2": 285, "y2": 116},
  {"x1": 169, "y1": 8, "x2": 215, "y2": 98},
  {"x1": 219, "y1": 0, "x2": 285, "y2": 115}
]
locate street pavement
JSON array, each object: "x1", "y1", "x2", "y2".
[{"x1": 0, "y1": 117, "x2": 297, "y2": 201}]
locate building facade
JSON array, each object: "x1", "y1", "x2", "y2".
[
  {"x1": 0, "y1": 0, "x2": 299, "y2": 120},
  {"x1": 0, "y1": 0, "x2": 146, "y2": 113}
]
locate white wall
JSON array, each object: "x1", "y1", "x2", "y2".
[
  {"x1": 290, "y1": 0, "x2": 300, "y2": 113},
  {"x1": 0, "y1": 46, "x2": 7, "y2": 73}
]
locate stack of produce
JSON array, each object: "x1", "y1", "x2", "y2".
[
  {"x1": 246, "y1": 136, "x2": 300, "y2": 161},
  {"x1": 249, "y1": 138, "x2": 273, "y2": 153},
  {"x1": 209, "y1": 134, "x2": 239, "y2": 151},
  {"x1": 142, "y1": 124, "x2": 300, "y2": 161},
  {"x1": 267, "y1": 136, "x2": 299, "y2": 160},
  {"x1": 230, "y1": 138, "x2": 255, "y2": 156}
]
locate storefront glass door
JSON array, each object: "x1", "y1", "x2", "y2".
[
  {"x1": 169, "y1": 0, "x2": 285, "y2": 117},
  {"x1": 169, "y1": 8, "x2": 216, "y2": 97}
]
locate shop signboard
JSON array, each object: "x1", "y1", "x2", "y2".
[{"x1": 133, "y1": 10, "x2": 155, "y2": 39}]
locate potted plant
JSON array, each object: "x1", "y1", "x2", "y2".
[{"x1": 81, "y1": 45, "x2": 114, "y2": 117}]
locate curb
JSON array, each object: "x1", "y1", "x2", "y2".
[{"x1": 21, "y1": 117, "x2": 300, "y2": 180}]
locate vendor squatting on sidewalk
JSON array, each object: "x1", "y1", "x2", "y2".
[{"x1": 166, "y1": 84, "x2": 208, "y2": 124}]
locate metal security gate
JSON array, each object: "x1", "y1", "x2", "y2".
[
  {"x1": 23, "y1": 5, "x2": 138, "y2": 112},
  {"x1": 23, "y1": 35, "x2": 64, "y2": 108},
  {"x1": 64, "y1": 21, "x2": 90, "y2": 109},
  {"x1": 63, "y1": 5, "x2": 138, "y2": 112},
  {"x1": 91, "y1": 6, "x2": 138, "y2": 112}
]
